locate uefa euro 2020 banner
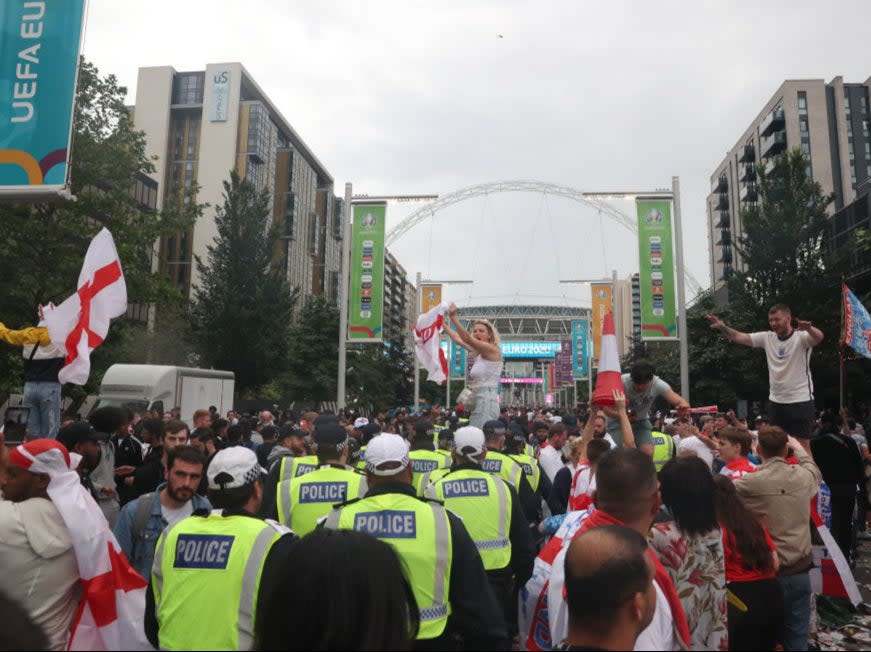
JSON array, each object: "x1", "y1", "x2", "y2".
[
  {"x1": 636, "y1": 198, "x2": 678, "y2": 340},
  {"x1": 571, "y1": 319, "x2": 588, "y2": 379},
  {"x1": 0, "y1": 0, "x2": 86, "y2": 199},
  {"x1": 348, "y1": 202, "x2": 386, "y2": 342}
]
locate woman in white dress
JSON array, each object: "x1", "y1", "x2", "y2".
[{"x1": 444, "y1": 303, "x2": 503, "y2": 428}]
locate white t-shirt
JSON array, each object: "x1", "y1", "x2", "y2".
[
  {"x1": 539, "y1": 444, "x2": 564, "y2": 483},
  {"x1": 161, "y1": 501, "x2": 194, "y2": 527},
  {"x1": 677, "y1": 435, "x2": 714, "y2": 469},
  {"x1": 634, "y1": 582, "x2": 678, "y2": 651},
  {"x1": 749, "y1": 330, "x2": 814, "y2": 403}
]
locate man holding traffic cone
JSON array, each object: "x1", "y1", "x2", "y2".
[{"x1": 593, "y1": 313, "x2": 688, "y2": 455}]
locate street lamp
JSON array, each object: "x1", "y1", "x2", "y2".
[{"x1": 414, "y1": 272, "x2": 473, "y2": 412}]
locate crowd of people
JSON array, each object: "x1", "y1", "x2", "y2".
[{"x1": 1, "y1": 302, "x2": 869, "y2": 651}]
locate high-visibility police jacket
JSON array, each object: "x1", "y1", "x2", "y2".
[
  {"x1": 276, "y1": 464, "x2": 367, "y2": 536},
  {"x1": 417, "y1": 466, "x2": 452, "y2": 497},
  {"x1": 480, "y1": 450, "x2": 523, "y2": 489},
  {"x1": 151, "y1": 512, "x2": 284, "y2": 651},
  {"x1": 508, "y1": 453, "x2": 541, "y2": 493},
  {"x1": 409, "y1": 449, "x2": 452, "y2": 494},
  {"x1": 426, "y1": 468, "x2": 512, "y2": 571},
  {"x1": 524, "y1": 442, "x2": 536, "y2": 458},
  {"x1": 324, "y1": 492, "x2": 453, "y2": 640},
  {"x1": 651, "y1": 431, "x2": 676, "y2": 472},
  {"x1": 277, "y1": 454, "x2": 319, "y2": 483},
  {"x1": 433, "y1": 424, "x2": 447, "y2": 450}
]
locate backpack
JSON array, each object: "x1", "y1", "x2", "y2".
[{"x1": 132, "y1": 491, "x2": 160, "y2": 540}]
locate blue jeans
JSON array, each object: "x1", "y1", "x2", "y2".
[
  {"x1": 777, "y1": 572, "x2": 811, "y2": 651},
  {"x1": 23, "y1": 380, "x2": 61, "y2": 439}
]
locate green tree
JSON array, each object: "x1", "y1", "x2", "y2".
[
  {"x1": 190, "y1": 171, "x2": 298, "y2": 391},
  {"x1": 284, "y1": 295, "x2": 340, "y2": 404},
  {"x1": 0, "y1": 58, "x2": 201, "y2": 399}
]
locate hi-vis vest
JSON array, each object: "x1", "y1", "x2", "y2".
[
  {"x1": 509, "y1": 453, "x2": 541, "y2": 493},
  {"x1": 410, "y1": 449, "x2": 451, "y2": 494},
  {"x1": 278, "y1": 454, "x2": 319, "y2": 482},
  {"x1": 152, "y1": 512, "x2": 283, "y2": 651},
  {"x1": 524, "y1": 442, "x2": 536, "y2": 458},
  {"x1": 426, "y1": 469, "x2": 512, "y2": 571},
  {"x1": 651, "y1": 431, "x2": 676, "y2": 471},
  {"x1": 433, "y1": 424, "x2": 447, "y2": 450},
  {"x1": 324, "y1": 493, "x2": 453, "y2": 640},
  {"x1": 418, "y1": 466, "x2": 452, "y2": 497},
  {"x1": 481, "y1": 450, "x2": 523, "y2": 489},
  {"x1": 277, "y1": 465, "x2": 367, "y2": 536}
]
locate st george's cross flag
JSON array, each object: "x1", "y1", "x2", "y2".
[
  {"x1": 413, "y1": 303, "x2": 449, "y2": 384},
  {"x1": 842, "y1": 284, "x2": 871, "y2": 359},
  {"x1": 7, "y1": 440, "x2": 151, "y2": 650},
  {"x1": 44, "y1": 228, "x2": 127, "y2": 385}
]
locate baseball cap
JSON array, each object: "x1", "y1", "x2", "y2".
[
  {"x1": 57, "y1": 422, "x2": 108, "y2": 450},
  {"x1": 314, "y1": 422, "x2": 349, "y2": 446},
  {"x1": 365, "y1": 433, "x2": 410, "y2": 476},
  {"x1": 207, "y1": 447, "x2": 266, "y2": 490},
  {"x1": 414, "y1": 419, "x2": 435, "y2": 438},
  {"x1": 359, "y1": 423, "x2": 381, "y2": 438},
  {"x1": 561, "y1": 414, "x2": 578, "y2": 430},
  {"x1": 483, "y1": 419, "x2": 506, "y2": 434},
  {"x1": 353, "y1": 417, "x2": 369, "y2": 428},
  {"x1": 454, "y1": 426, "x2": 486, "y2": 458},
  {"x1": 278, "y1": 423, "x2": 302, "y2": 440}
]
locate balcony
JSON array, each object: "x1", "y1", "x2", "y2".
[
  {"x1": 760, "y1": 107, "x2": 786, "y2": 138},
  {"x1": 738, "y1": 163, "x2": 756, "y2": 183},
  {"x1": 716, "y1": 211, "x2": 730, "y2": 228},
  {"x1": 717, "y1": 246, "x2": 733, "y2": 264},
  {"x1": 715, "y1": 193, "x2": 729, "y2": 210},
  {"x1": 739, "y1": 184, "x2": 758, "y2": 203},
  {"x1": 760, "y1": 131, "x2": 787, "y2": 159},
  {"x1": 738, "y1": 143, "x2": 755, "y2": 163},
  {"x1": 715, "y1": 228, "x2": 731, "y2": 246},
  {"x1": 712, "y1": 174, "x2": 728, "y2": 193},
  {"x1": 716, "y1": 264, "x2": 733, "y2": 282}
]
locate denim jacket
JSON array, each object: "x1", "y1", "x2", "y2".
[{"x1": 114, "y1": 483, "x2": 212, "y2": 580}]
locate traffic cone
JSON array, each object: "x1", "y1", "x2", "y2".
[{"x1": 592, "y1": 312, "x2": 623, "y2": 407}]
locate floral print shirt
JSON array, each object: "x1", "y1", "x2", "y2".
[{"x1": 649, "y1": 520, "x2": 729, "y2": 651}]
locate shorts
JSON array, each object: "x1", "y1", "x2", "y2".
[
  {"x1": 767, "y1": 400, "x2": 816, "y2": 440},
  {"x1": 606, "y1": 418, "x2": 654, "y2": 448}
]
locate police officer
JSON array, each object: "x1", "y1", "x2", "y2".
[
  {"x1": 274, "y1": 423, "x2": 367, "y2": 536},
  {"x1": 651, "y1": 429, "x2": 676, "y2": 472},
  {"x1": 426, "y1": 427, "x2": 534, "y2": 616},
  {"x1": 146, "y1": 447, "x2": 296, "y2": 650},
  {"x1": 409, "y1": 419, "x2": 451, "y2": 494},
  {"x1": 323, "y1": 434, "x2": 509, "y2": 650},
  {"x1": 505, "y1": 424, "x2": 553, "y2": 505},
  {"x1": 482, "y1": 420, "x2": 540, "y2": 527}
]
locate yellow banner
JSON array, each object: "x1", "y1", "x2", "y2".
[
  {"x1": 420, "y1": 284, "x2": 443, "y2": 313},
  {"x1": 591, "y1": 283, "x2": 613, "y2": 366}
]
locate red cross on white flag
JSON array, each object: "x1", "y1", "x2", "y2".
[{"x1": 45, "y1": 228, "x2": 127, "y2": 385}]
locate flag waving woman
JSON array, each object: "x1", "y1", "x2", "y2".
[{"x1": 444, "y1": 303, "x2": 503, "y2": 428}]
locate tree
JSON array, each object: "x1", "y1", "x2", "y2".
[
  {"x1": 0, "y1": 58, "x2": 201, "y2": 399},
  {"x1": 284, "y1": 295, "x2": 340, "y2": 404},
  {"x1": 190, "y1": 171, "x2": 298, "y2": 391}
]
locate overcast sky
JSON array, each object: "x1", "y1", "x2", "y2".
[{"x1": 82, "y1": 0, "x2": 871, "y2": 308}]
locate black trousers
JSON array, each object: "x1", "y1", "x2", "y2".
[{"x1": 829, "y1": 489, "x2": 856, "y2": 561}]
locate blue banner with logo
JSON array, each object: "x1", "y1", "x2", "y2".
[
  {"x1": 449, "y1": 339, "x2": 467, "y2": 380},
  {"x1": 842, "y1": 284, "x2": 871, "y2": 359},
  {"x1": 0, "y1": 0, "x2": 86, "y2": 197},
  {"x1": 571, "y1": 319, "x2": 588, "y2": 378}
]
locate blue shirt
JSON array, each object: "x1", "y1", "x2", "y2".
[{"x1": 114, "y1": 483, "x2": 212, "y2": 579}]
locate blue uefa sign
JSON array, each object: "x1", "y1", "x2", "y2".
[{"x1": 571, "y1": 320, "x2": 589, "y2": 378}]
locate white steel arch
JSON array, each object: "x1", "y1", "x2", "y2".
[{"x1": 384, "y1": 180, "x2": 703, "y2": 296}]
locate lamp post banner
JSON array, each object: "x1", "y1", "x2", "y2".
[
  {"x1": 571, "y1": 319, "x2": 588, "y2": 379},
  {"x1": 636, "y1": 199, "x2": 678, "y2": 340},
  {"x1": 348, "y1": 202, "x2": 386, "y2": 342},
  {"x1": 0, "y1": 0, "x2": 86, "y2": 197}
]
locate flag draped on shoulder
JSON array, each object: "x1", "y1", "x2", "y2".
[
  {"x1": 7, "y1": 440, "x2": 151, "y2": 650},
  {"x1": 45, "y1": 228, "x2": 127, "y2": 385},
  {"x1": 414, "y1": 302, "x2": 449, "y2": 384}
]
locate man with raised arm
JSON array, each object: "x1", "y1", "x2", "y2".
[{"x1": 706, "y1": 304, "x2": 823, "y2": 450}]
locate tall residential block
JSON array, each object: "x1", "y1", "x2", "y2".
[
  {"x1": 132, "y1": 63, "x2": 343, "y2": 304},
  {"x1": 708, "y1": 77, "x2": 871, "y2": 295}
]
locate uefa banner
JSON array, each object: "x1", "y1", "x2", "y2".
[
  {"x1": 348, "y1": 203, "x2": 386, "y2": 341},
  {"x1": 636, "y1": 199, "x2": 678, "y2": 340},
  {"x1": 590, "y1": 283, "x2": 613, "y2": 365},
  {"x1": 571, "y1": 319, "x2": 588, "y2": 379},
  {"x1": 0, "y1": 0, "x2": 86, "y2": 198},
  {"x1": 449, "y1": 339, "x2": 467, "y2": 380},
  {"x1": 420, "y1": 284, "x2": 442, "y2": 313}
]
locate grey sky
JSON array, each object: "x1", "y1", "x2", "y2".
[{"x1": 82, "y1": 0, "x2": 871, "y2": 308}]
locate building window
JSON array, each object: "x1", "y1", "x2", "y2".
[
  {"x1": 172, "y1": 73, "x2": 205, "y2": 105},
  {"x1": 798, "y1": 92, "x2": 807, "y2": 115}
]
